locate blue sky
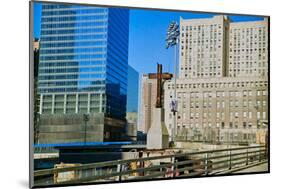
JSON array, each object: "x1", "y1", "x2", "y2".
[
  {"x1": 33, "y1": 3, "x2": 264, "y2": 75},
  {"x1": 33, "y1": 3, "x2": 264, "y2": 113}
]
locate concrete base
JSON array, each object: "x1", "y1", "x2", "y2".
[{"x1": 147, "y1": 108, "x2": 169, "y2": 149}]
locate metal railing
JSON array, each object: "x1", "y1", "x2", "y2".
[{"x1": 34, "y1": 145, "x2": 268, "y2": 187}]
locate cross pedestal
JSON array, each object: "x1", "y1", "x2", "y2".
[
  {"x1": 146, "y1": 64, "x2": 172, "y2": 149},
  {"x1": 147, "y1": 108, "x2": 169, "y2": 149}
]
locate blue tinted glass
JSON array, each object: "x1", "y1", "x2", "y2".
[{"x1": 38, "y1": 4, "x2": 129, "y2": 118}]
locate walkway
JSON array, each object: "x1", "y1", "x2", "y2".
[{"x1": 234, "y1": 162, "x2": 268, "y2": 173}]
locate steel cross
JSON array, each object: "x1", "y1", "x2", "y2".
[{"x1": 148, "y1": 63, "x2": 173, "y2": 108}]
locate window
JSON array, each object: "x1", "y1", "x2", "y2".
[
  {"x1": 216, "y1": 92, "x2": 220, "y2": 97},
  {"x1": 190, "y1": 113, "x2": 194, "y2": 119},
  {"x1": 249, "y1": 91, "x2": 252, "y2": 96},
  {"x1": 221, "y1": 101, "x2": 225, "y2": 108},
  {"x1": 203, "y1": 92, "x2": 208, "y2": 98},
  {"x1": 257, "y1": 112, "x2": 261, "y2": 119},
  {"x1": 235, "y1": 100, "x2": 239, "y2": 107},
  {"x1": 191, "y1": 92, "x2": 194, "y2": 98},
  {"x1": 243, "y1": 122, "x2": 247, "y2": 128},
  {"x1": 221, "y1": 112, "x2": 225, "y2": 119},
  {"x1": 249, "y1": 100, "x2": 252, "y2": 107},
  {"x1": 248, "y1": 122, "x2": 252, "y2": 128},
  {"x1": 235, "y1": 112, "x2": 239, "y2": 118},
  {"x1": 243, "y1": 112, "x2": 247, "y2": 118},
  {"x1": 217, "y1": 102, "x2": 220, "y2": 108},
  {"x1": 203, "y1": 102, "x2": 207, "y2": 108},
  {"x1": 249, "y1": 112, "x2": 252, "y2": 119},
  {"x1": 191, "y1": 102, "x2": 194, "y2": 108},
  {"x1": 263, "y1": 112, "x2": 266, "y2": 119}
]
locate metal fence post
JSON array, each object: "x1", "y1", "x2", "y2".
[
  {"x1": 205, "y1": 152, "x2": 209, "y2": 175},
  {"x1": 229, "y1": 150, "x2": 232, "y2": 170},
  {"x1": 246, "y1": 148, "x2": 249, "y2": 165},
  {"x1": 116, "y1": 163, "x2": 122, "y2": 181},
  {"x1": 259, "y1": 146, "x2": 262, "y2": 162},
  {"x1": 171, "y1": 156, "x2": 175, "y2": 177}
]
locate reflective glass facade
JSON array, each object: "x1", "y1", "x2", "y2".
[{"x1": 38, "y1": 4, "x2": 129, "y2": 119}]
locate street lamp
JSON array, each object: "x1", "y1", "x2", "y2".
[
  {"x1": 216, "y1": 125, "x2": 220, "y2": 144},
  {"x1": 166, "y1": 21, "x2": 180, "y2": 143},
  {"x1": 83, "y1": 114, "x2": 90, "y2": 144}
]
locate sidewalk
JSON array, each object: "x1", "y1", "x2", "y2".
[{"x1": 235, "y1": 162, "x2": 268, "y2": 173}]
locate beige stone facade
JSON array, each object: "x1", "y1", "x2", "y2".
[
  {"x1": 164, "y1": 77, "x2": 268, "y2": 143},
  {"x1": 179, "y1": 15, "x2": 268, "y2": 79},
  {"x1": 126, "y1": 112, "x2": 138, "y2": 140},
  {"x1": 179, "y1": 15, "x2": 230, "y2": 79},
  {"x1": 139, "y1": 74, "x2": 157, "y2": 133},
  {"x1": 163, "y1": 15, "x2": 268, "y2": 144},
  {"x1": 228, "y1": 19, "x2": 268, "y2": 78}
]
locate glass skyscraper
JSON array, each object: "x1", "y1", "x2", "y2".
[
  {"x1": 38, "y1": 4, "x2": 129, "y2": 119},
  {"x1": 37, "y1": 3, "x2": 129, "y2": 142}
]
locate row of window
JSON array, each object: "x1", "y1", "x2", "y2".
[
  {"x1": 39, "y1": 80, "x2": 106, "y2": 87},
  {"x1": 40, "y1": 40, "x2": 106, "y2": 48},
  {"x1": 180, "y1": 99, "x2": 267, "y2": 109},
  {"x1": 174, "y1": 122, "x2": 263, "y2": 129},
  {"x1": 173, "y1": 90, "x2": 267, "y2": 98},
  {"x1": 39, "y1": 67, "x2": 105, "y2": 74},
  {"x1": 39, "y1": 60, "x2": 105, "y2": 68},
  {"x1": 42, "y1": 107, "x2": 103, "y2": 114},
  {"x1": 230, "y1": 26, "x2": 266, "y2": 32},
  {"x1": 40, "y1": 47, "x2": 106, "y2": 54},
  {"x1": 175, "y1": 111, "x2": 267, "y2": 121},
  {"x1": 40, "y1": 53, "x2": 105, "y2": 61},
  {"x1": 38, "y1": 73, "x2": 106, "y2": 80},
  {"x1": 43, "y1": 100, "x2": 105, "y2": 107},
  {"x1": 229, "y1": 69, "x2": 267, "y2": 76},
  {"x1": 43, "y1": 93, "x2": 104, "y2": 101},
  {"x1": 41, "y1": 27, "x2": 106, "y2": 35},
  {"x1": 42, "y1": 14, "x2": 107, "y2": 22},
  {"x1": 39, "y1": 86, "x2": 105, "y2": 93},
  {"x1": 182, "y1": 24, "x2": 222, "y2": 31},
  {"x1": 229, "y1": 61, "x2": 267, "y2": 66},
  {"x1": 41, "y1": 33, "x2": 106, "y2": 41},
  {"x1": 41, "y1": 21, "x2": 106, "y2": 29},
  {"x1": 167, "y1": 81, "x2": 268, "y2": 90},
  {"x1": 42, "y1": 8, "x2": 107, "y2": 16}
]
